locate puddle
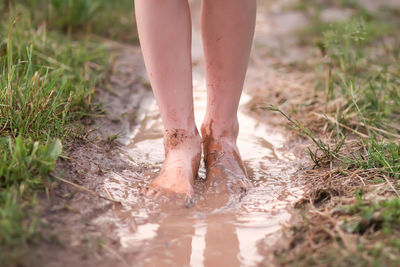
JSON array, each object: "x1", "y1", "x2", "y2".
[
  {"x1": 91, "y1": 2, "x2": 305, "y2": 266},
  {"x1": 95, "y1": 83, "x2": 304, "y2": 265},
  {"x1": 95, "y1": 63, "x2": 304, "y2": 266}
]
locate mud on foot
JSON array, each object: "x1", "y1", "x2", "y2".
[
  {"x1": 201, "y1": 123, "x2": 253, "y2": 195},
  {"x1": 141, "y1": 129, "x2": 202, "y2": 199}
]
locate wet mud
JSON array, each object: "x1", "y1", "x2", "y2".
[{"x1": 28, "y1": 1, "x2": 317, "y2": 266}]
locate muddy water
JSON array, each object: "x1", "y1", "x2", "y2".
[
  {"x1": 91, "y1": 2, "x2": 305, "y2": 266},
  {"x1": 97, "y1": 80, "x2": 303, "y2": 266}
]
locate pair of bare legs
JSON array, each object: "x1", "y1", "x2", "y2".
[{"x1": 135, "y1": 0, "x2": 256, "y2": 199}]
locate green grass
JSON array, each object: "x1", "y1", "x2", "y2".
[
  {"x1": 0, "y1": 0, "x2": 135, "y2": 263},
  {"x1": 272, "y1": 0, "x2": 400, "y2": 265},
  {"x1": 3, "y1": 0, "x2": 137, "y2": 42},
  {"x1": 341, "y1": 198, "x2": 400, "y2": 266},
  {"x1": 275, "y1": 0, "x2": 400, "y2": 168},
  {"x1": 311, "y1": 5, "x2": 400, "y2": 173},
  {"x1": 290, "y1": 197, "x2": 400, "y2": 266},
  {"x1": 1, "y1": 15, "x2": 105, "y2": 140},
  {"x1": 321, "y1": 16, "x2": 400, "y2": 134},
  {"x1": 0, "y1": 137, "x2": 61, "y2": 243},
  {"x1": 352, "y1": 138, "x2": 400, "y2": 179},
  {"x1": 341, "y1": 197, "x2": 400, "y2": 235}
]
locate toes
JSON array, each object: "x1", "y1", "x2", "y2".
[
  {"x1": 140, "y1": 184, "x2": 196, "y2": 205},
  {"x1": 226, "y1": 177, "x2": 253, "y2": 194}
]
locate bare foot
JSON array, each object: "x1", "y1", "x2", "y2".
[
  {"x1": 201, "y1": 121, "x2": 253, "y2": 195},
  {"x1": 141, "y1": 129, "x2": 201, "y2": 199}
]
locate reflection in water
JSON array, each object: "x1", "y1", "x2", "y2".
[
  {"x1": 203, "y1": 213, "x2": 240, "y2": 267},
  {"x1": 190, "y1": 221, "x2": 206, "y2": 266},
  {"x1": 143, "y1": 214, "x2": 195, "y2": 266}
]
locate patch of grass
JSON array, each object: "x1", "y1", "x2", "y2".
[
  {"x1": 0, "y1": 137, "x2": 62, "y2": 190},
  {"x1": 0, "y1": 137, "x2": 61, "y2": 242},
  {"x1": 341, "y1": 198, "x2": 400, "y2": 266},
  {"x1": 320, "y1": 17, "x2": 400, "y2": 135},
  {"x1": 342, "y1": 198, "x2": 400, "y2": 235},
  {"x1": 353, "y1": 138, "x2": 400, "y2": 179},
  {"x1": 268, "y1": 106, "x2": 346, "y2": 166},
  {"x1": 1, "y1": 10, "x2": 105, "y2": 140},
  {"x1": 278, "y1": 196, "x2": 400, "y2": 266},
  {"x1": 0, "y1": 0, "x2": 126, "y2": 262},
  {"x1": 0, "y1": 138, "x2": 63, "y2": 264},
  {"x1": 270, "y1": 0, "x2": 400, "y2": 265},
  {"x1": 13, "y1": 0, "x2": 137, "y2": 42},
  {"x1": 270, "y1": 0, "x2": 400, "y2": 169}
]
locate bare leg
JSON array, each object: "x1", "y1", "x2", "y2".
[
  {"x1": 135, "y1": 0, "x2": 201, "y2": 198},
  {"x1": 201, "y1": 0, "x2": 256, "y2": 193}
]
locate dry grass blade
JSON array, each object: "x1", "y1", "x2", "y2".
[
  {"x1": 312, "y1": 112, "x2": 369, "y2": 139},
  {"x1": 103, "y1": 184, "x2": 117, "y2": 202},
  {"x1": 51, "y1": 174, "x2": 122, "y2": 204},
  {"x1": 362, "y1": 123, "x2": 400, "y2": 140}
]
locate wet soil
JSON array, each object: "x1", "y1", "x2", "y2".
[{"x1": 23, "y1": 1, "x2": 322, "y2": 266}]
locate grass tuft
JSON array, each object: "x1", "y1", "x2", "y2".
[
  {"x1": 270, "y1": 0, "x2": 400, "y2": 265},
  {"x1": 0, "y1": 0, "x2": 135, "y2": 262}
]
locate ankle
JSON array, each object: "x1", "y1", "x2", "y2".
[
  {"x1": 201, "y1": 118, "x2": 239, "y2": 141},
  {"x1": 164, "y1": 128, "x2": 201, "y2": 150}
]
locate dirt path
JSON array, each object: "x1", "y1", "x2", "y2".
[{"x1": 26, "y1": 1, "x2": 315, "y2": 266}]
